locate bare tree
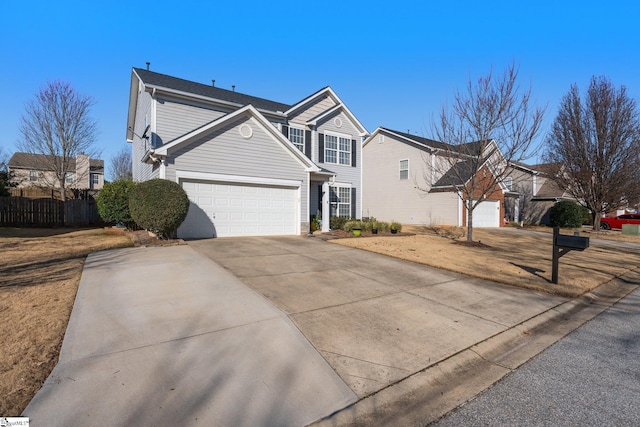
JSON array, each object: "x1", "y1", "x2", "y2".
[
  {"x1": 425, "y1": 63, "x2": 545, "y2": 241},
  {"x1": 109, "y1": 146, "x2": 132, "y2": 181},
  {"x1": 543, "y1": 76, "x2": 640, "y2": 230},
  {"x1": 18, "y1": 80, "x2": 98, "y2": 201}
]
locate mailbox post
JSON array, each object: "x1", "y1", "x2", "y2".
[{"x1": 552, "y1": 226, "x2": 590, "y2": 284}]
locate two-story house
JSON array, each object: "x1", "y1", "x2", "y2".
[
  {"x1": 8, "y1": 152, "x2": 104, "y2": 191},
  {"x1": 362, "y1": 127, "x2": 510, "y2": 227},
  {"x1": 126, "y1": 67, "x2": 368, "y2": 238}
]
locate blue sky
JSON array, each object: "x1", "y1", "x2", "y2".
[{"x1": 1, "y1": 1, "x2": 639, "y2": 179}]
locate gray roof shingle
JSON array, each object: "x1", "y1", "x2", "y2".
[
  {"x1": 380, "y1": 127, "x2": 485, "y2": 155},
  {"x1": 134, "y1": 68, "x2": 291, "y2": 113}
]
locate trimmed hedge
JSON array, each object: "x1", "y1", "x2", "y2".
[
  {"x1": 129, "y1": 179, "x2": 190, "y2": 238},
  {"x1": 550, "y1": 201, "x2": 589, "y2": 228},
  {"x1": 96, "y1": 180, "x2": 137, "y2": 228}
]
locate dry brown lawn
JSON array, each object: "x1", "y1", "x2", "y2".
[
  {"x1": 331, "y1": 225, "x2": 640, "y2": 298},
  {"x1": 0, "y1": 228, "x2": 132, "y2": 416}
]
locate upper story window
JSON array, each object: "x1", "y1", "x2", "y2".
[
  {"x1": 65, "y1": 172, "x2": 74, "y2": 184},
  {"x1": 504, "y1": 176, "x2": 512, "y2": 191},
  {"x1": 29, "y1": 170, "x2": 38, "y2": 181},
  {"x1": 325, "y1": 133, "x2": 351, "y2": 165},
  {"x1": 288, "y1": 127, "x2": 305, "y2": 153},
  {"x1": 90, "y1": 173, "x2": 100, "y2": 187},
  {"x1": 399, "y1": 159, "x2": 409, "y2": 180}
]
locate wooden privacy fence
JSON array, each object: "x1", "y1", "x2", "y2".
[{"x1": 0, "y1": 197, "x2": 102, "y2": 227}]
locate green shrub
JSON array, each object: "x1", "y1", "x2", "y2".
[
  {"x1": 0, "y1": 180, "x2": 9, "y2": 197},
  {"x1": 129, "y1": 179, "x2": 190, "y2": 238},
  {"x1": 390, "y1": 221, "x2": 402, "y2": 232},
  {"x1": 375, "y1": 221, "x2": 390, "y2": 232},
  {"x1": 96, "y1": 180, "x2": 137, "y2": 228},
  {"x1": 343, "y1": 220, "x2": 363, "y2": 232},
  {"x1": 330, "y1": 216, "x2": 349, "y2": 230},
  {"x1": 549, "y1": 201, "x2": 589, "y2": 228}
]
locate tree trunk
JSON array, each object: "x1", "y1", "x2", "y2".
[
  {"x1": 467, "y1": 207, "x2": 474, "y2": 242},
  {"x1": 593, "y1": 211, "x2": 602, "y2": 231}
]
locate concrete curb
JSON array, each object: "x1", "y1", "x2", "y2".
[{"x1": 309, "y1": 269, "x2": 640, "y2": 427}]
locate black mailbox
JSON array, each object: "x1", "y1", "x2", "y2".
[
  {"x1": 552, "y1": 227, "x2": 590, "y2": 284},
  {"x1": 555, "y1": 234, "x2": 589, "y2": 250}
]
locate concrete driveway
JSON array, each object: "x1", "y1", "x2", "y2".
[
  {"x1": 23, "y1": 245, "x2": 356, "y2": 427},
  {"x1": 189, "y1": 235, "x2": 636, "y2": 425}
]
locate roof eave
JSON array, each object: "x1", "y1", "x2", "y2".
[{"x1": 144, "y1": 84, "x2": 287, "y2": 118}]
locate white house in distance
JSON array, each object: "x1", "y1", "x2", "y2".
[
  {"x1": 8, "y1": 152, "x2": 104, "y2": 191},
  {"x1": 362, "y1": 127, "x2": 510, "y2": 228},
  {"x1": 126, "y1": 66, "x2": 368, "y2": 238}
]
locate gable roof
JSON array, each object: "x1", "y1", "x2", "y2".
[
  {"x1": 133, "y1": 68, "x2": 291, "y2": 113},
  {"x1": 287, "y1": 86, "x2": 369, "y2": 136},
  {"x1": 152, "y1": 105, "x2": 319, "y2": 172},
  {"x1": 367, "y1": 127, "x2": 485, "y2": 156},
  {"x1": 8, "y1": 153, "x2": 104, "y2": 172}
]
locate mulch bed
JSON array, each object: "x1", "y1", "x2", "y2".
[
  {"x1": 105, "y1": 227, "x2": 186, "y2": 247},
  {"x1": 313, "y1": 230, "x2": 414, "y2": 240}
]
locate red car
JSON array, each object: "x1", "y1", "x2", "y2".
[{"x1": 600, "y1": 214, "x2": 640, "y2": 230}]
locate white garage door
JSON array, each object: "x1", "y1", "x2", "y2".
[
  {"x1": 178, "y1": 179, "x2": 299, "y2": 238},
  {"x1": 469, "y1": 199, "x2": 500, "y2": 227}
]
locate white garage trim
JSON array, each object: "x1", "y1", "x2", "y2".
[{"x1": 175, "y1": 170, "x2": 302, "y2": 188}]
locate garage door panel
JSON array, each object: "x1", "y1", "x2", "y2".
[
  {"x1": 178, "y1": 179, "x2": 299, "y2": 238},
  {"x1": 470, "y1": 200, "x2": 500, "y2": 227}
]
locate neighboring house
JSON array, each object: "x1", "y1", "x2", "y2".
[
  {"x1": 526, "y1": 163, "x2": 580, "y2": 225},
  {"x1": 126, "y1": 67, "x2": 369, "y2": 238},
  {"x1": 7, "y1": 152, "x2": 104, "y2": 191},
  {"x1": 362, "y1": 128, "x2": 510, "y2": 228}
]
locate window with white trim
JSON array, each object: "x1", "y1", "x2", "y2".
[
  {"x1": 288, "y1": 127, "x2": 305, "y2": 153},
  {"x1": 29, "y1": 170, "x2": 38, "y2": 181},
  {"x1": 90, "y1": 173, "x2": 100, "y2": 186},
  {"x1": 330, "y1": 185, "x2": 351, "y2": 218},
  {"x1": 504, "y1": 176, "x2": 512, "y2": 190},
  {"x1": 65, "y1": 172, "x2": 74, "y2": 184},
  {"x1": 325, "y1": 133, "x2": 351, "y2": 165},
  {"x1": 399, "y1": 159, "x2": 409, "y2": 180}
]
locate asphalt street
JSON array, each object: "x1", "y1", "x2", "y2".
[{"x1": 432, "y1": 286, "x2": 640, "y2": 427}]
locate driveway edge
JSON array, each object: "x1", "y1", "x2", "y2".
[{"x1": 308, "y1": 269, "x2": 640, "y2": 427}]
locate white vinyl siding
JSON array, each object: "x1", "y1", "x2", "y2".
[
  {"x1": 156, "y1": 97, "x2": 228, "y2": 144},
  {"x1": 132, "y1": 91, "x2": 154, "y2": 182},
  {"x1": 288, "y1": 95, "x2": 336, "y2": 123},
  {"x1": 165, "y1": 115, "x2": 309, "y2": 226},
  {"x1": 363, "y1": 132, "x2": 461, "y2": 225}
]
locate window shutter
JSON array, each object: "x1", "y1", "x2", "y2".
[
  {"x1": 351, "y1": 139, "x2": 357, "y2": 167},
  {"x1": 305, "y1": 130, "x2": 312, "y2": 156},
  {"x1": 351, "y1": 188, "x2": 357, "y2": 218},
  {"x1": 318, "y1": 133, "x2": 324, "y2": 163},
  {"x1": 282, "y1": 125, "x2": 289, "y2": 138}
]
